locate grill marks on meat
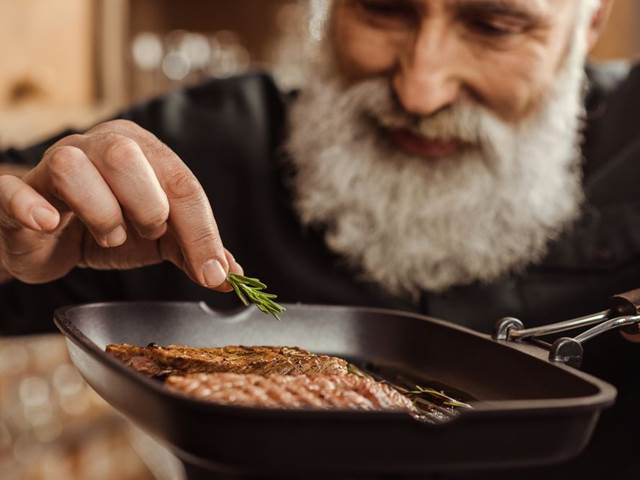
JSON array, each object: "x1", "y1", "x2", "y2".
[
  {"x1": 106, "y1": 344, "x2": 350, "y2": 378},
  {"x1": 107, "y1": 344, "x2": 418, "y2": 413},
  {"x1": 166, "y1": 373, "x2": 417, "y2": 412}
]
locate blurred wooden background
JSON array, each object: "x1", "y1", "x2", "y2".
[
  {"x1": 591, "y1": 0, "x2": 640, "y2": 60},
  {"x1": 0, "y1": 0, "x2": 638, "y2": 147}
]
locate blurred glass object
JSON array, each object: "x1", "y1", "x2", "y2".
[
  {"x1": 180, "y1": 33, "x2": 212, "y2": 71},
  {"x1": 209, "y1": 30, "x2": 251, "y2": 77},
  {"x1": 162, "y1": 51, "x2": 191, "y2": 81},
  {"x1": 19, "y1": 376, "x2": 50, "y2": 407},
  {"x1": 53, "y1": 364, "x2": 84, "y2": 397},
  {"x1": 0, "y1": 335, "x2": 152, "y2": 480},
  {"x1": 0, "y1": 344, "x2": 29, "y2": 376},
  {"x1": 130, "y1": 28, "x2": 252, "y2": 100},
  {"x1": 132, "y1": 33, "x2": 164, "y2": 72}
]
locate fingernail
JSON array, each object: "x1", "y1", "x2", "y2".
[
  {"x1": 31, "y1": 207, "x2": 59, "y2": 231},
  {"x1": 104, "y1": 226, "x2": 127, "y2": 247},
  {"x1": 234, "y1": 263, "x2": 244, "y2": 276},
  {"x1": 203, "y1": 259, "x2": 227, "y2": 287}
]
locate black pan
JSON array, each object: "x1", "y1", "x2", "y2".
[{"x1": 53, "y1": 301, "x2": 628, "y2": 477}]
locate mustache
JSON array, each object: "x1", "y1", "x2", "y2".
[{"x1": 341, "y1": 79, "x2": 498, "y2": 147}]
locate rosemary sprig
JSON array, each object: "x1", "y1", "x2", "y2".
[
  {"x1": 347, "y1": 363, "x2": 371, "y2": 378},
  {"x1": 407, "y1": 386, "x2": 473, "y2": 409},
  {"x1": 347, "y1": 363, "x2": 472, "y2": 411},
  {"x1": 227, "y1": 273, "x2": 286, "y2": 320}
]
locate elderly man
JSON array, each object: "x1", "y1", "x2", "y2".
[{"x1": 0, "y1": 0, "x2": 637, "y2": 477}]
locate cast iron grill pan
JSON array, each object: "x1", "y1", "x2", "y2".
[{"x1": 54, "y1": 302, "x2": 616, "y2": 475}]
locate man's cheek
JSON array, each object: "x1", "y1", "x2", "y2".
[
  {"x1": 478, "y1": 55, "x2": 556, "y2": 122},
  {"x1": 332, "y1": 31, "x2": 398, "y2": 81}
]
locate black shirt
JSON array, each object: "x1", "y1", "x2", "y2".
[{"x1": 2, "y1": 66, "x2": 640, "y2": 478}]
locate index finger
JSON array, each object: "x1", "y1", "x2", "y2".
[
  {"x1": 163, "y1": 166, "x2": 229, "y2": 287},
  {"x1": 90, "y1": 121, "x2": 229, "y2": 288}
]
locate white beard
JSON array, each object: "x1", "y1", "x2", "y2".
[{"x1": 286, "y1": 13, "x2": 590, "y2": 299}]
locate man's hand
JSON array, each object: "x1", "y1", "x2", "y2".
[
  {"x1": 622, "y1": 331, "x2": 640, "y2": 343},
  {"x1": 0, "y1": 120, "x2": 242, "y2": 290}
]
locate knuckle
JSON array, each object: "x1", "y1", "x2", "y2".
[
  {"x1": 106, "y1": 118, "x2": 138, "y2": 128},
  {"x1": 90, "y1": 119, "x2": 141, "y2": 135},
  {"x1": 0, "y1": 174, "x2": 15, "y2": 188},
  {"x1": 62, "y1": 133, "x2": 86, "y2": 145},
  {"x1": 108, "y1": 119, "x2": 142, "y2": 132},
  {"x1": 186, "y1": 227, "x2": 219, "y2": 251},
  {"x1": 96, "y1": 131, "x2": 127, "y2": 147},
  {"x1": 47, "y1": 146, "x2": 86, "y2": 180},
  {"x1": 144, "y1": 136, "x2": 173, "y2": 160},
  {"x1": 165, "y1": 169, "x2": 201, "y2": 201},
  {"x1": 6, "y1": 185, "x2": 27, "y2": 217},
  {"x1": 139, "y1": 207, "x2": 169, "y2": 230},
  {"x1": 44, "y1": 134, "x2": 85, "y2": 156},
  {"x1": 103, "y1": 136, "x2": 142, "y2": 172}
]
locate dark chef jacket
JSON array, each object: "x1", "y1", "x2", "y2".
[{"x1": 2, "y1": 64, "x2": 640, "y2": 478}]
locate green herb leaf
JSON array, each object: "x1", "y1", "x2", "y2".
[
  {"x1": 230, "y1": 282, "x2": 249, "y2": 306},
  {"x1": 227, "y1": 273, "x2": 286, "y2": 320},
  {"x1": 408, "y1": 386, "x2": 473, "y2": 409}
]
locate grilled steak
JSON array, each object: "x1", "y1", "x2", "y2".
[
  {"x1": 106, "y1": 344, "x2": 350, "y2": 378},
  {"x1": 165, "y1": 372, "x2": 416, "y2": 412}
]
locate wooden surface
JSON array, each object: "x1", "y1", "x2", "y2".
[
  {"x1": 0, "y1": 0, "x2": 95, "y2": 108},
  {"x1": 592, "y1": 0, "x2": 640, "y2": 60},
  {"x1": 0, "y1": 104, "x2": 116, "y2": 149},
  {"x1": 129, "y1": 0, "x2": 291, "y2": 62}
]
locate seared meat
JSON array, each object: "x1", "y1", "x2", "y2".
[
  {"x1": 119, "y1": 355, "x2": 173, "y2": 378},
  {"x1": 165, "y1": 373, "x2": 416, "y2": 412},
  {"x1": 106, "y1": 344, "x2": 349, "y2": 378}
]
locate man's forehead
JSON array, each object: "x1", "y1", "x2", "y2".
[
  {"x1": 451, "y1": 0, "x2": 553, "y2": 12},
  {"x1": 323, "y1": 0, "x2": 583, "y2": 37},
  {"x1": 378, "y1": 0, "x2": 558, "y2": 16}
]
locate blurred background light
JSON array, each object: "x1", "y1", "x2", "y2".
[{"x1": 131, "y1": 33, "x2": 164, "y2": 72}]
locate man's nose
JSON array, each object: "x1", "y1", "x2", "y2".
[{"x1": 392, "y1": 26, "x2": 463, "y2": 117}]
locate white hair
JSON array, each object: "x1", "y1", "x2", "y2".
[{"x1": 286, "y1": 0, "x2": 596, "y2": 298}]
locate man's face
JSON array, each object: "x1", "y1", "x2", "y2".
[
  {"x1": 287, "y1": 0, "x2": 599, "y2": 296},
  {"x1": 330, "y1": 0, "x2": 578, "y2": 159}
]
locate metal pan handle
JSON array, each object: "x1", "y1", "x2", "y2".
[
  {"x1": 610, "y1": 288, "x2": 640, "y2": 315},
  {"x1": 610, "y1": 288, "x2": 640, "y2": 337},
  {"x1": 494, "y1": 289, "x2": 640, "y2": 368}
]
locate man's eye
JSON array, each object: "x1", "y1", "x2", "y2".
[
  {"x1": 356, "y1": 0, "x2": 416, "y2": 22},
  {"x1": 467, "y1": 18, "x2": 528, "y2": 37}
]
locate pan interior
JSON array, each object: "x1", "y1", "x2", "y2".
[{"x1": 60, "y1": 302, "x2": 603, "y2": 403}]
